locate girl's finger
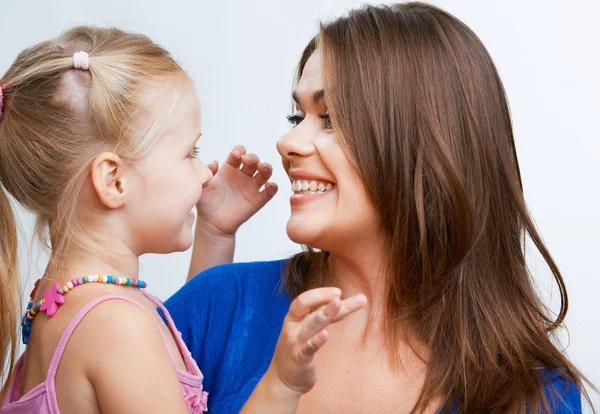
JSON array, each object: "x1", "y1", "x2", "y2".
[
  {"x1": 288, "y1": 287, "x2": 342, "y2": 321},
  {"x1": 297, "y1": 297, "x2": 342, "y2": 343},
  {"x1": 261, "y1": 182, "x2": 278, "y2": 198},
  {"x1": 225, "y1": 145, "x2": 247, "y2": 167},
  {"x1": 207, "y1": 160, "x2": 219, "y2": 176},
  {"x1": 254, "y1": 162, "x2": 273, "y2": 187},
  {"x1": 240, "y1": 153, "x2": 260, "y2": 177}
]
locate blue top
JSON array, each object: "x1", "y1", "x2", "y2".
[{"x1": 164, "y1": 260, "x2": 582, "y2": 413}]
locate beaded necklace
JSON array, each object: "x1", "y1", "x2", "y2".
[{"x1": 22, "y1": 275, "x2": 147, "y2": 344}]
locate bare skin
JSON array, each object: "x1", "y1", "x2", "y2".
[
  {"x1": 189, "y1": 50, "x2": 444, "y2": 413},
  {"x1": 20, "y1": 76, "x2": 365, "y2": 413}
]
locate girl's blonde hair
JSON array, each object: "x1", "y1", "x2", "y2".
[{"x1": 0, "y1": 26, "x2": 187, "y2": 390}]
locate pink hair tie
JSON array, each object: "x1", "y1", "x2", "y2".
[
  {"x1": 72, "y1": 51, "x2": 89, "y2": 70},
  {"x1": 0, "y1": 85, "x2": 4, "y2": 121}
]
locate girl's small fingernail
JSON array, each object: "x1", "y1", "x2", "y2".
[
  {"x1": 331, "y1": 288, "x2": 342, "y2": 296},
  {"x1": 356, "y1": 294, "x2": 367, "y2": 305}
]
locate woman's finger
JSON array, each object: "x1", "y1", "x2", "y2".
[
  {"x1": 297, "y1": 297, "x2": 342, "y2": 343},
  {"x1": 331, "y1": 294, "x2": 367, "y2": 323},
  {"x1": 300, "y1": 329, "x2": 329, "y2": 359},
  {"x1": 288, "y1": 287, "x2": 342, "y2": 321}
]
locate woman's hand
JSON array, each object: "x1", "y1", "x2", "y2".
[
  {"x1": 196, "y1": 145, "x2": 278, "y2": 237},
  {"x1": 241, "y1": 288, "x2": 367, "y2": 413},
  {"x1": 270, "y1": 287, "x2": 367, "y2": 394}
]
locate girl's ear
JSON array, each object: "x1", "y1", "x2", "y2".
[{"x1": 91, "y1": 152, "x2": 127, "y2": 209}]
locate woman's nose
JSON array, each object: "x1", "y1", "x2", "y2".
[{"x1": 277, "y1": 125, "x2": 315, "y2": 160}]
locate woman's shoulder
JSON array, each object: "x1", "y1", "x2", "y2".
[
  {"x1": 540, "y1": 367, "x2": 582, "y2": 412},
  {"x1": 164, "y1": 259, "x2": 291, "y2": 330},
  {"x1": 178, "y1": 259, "x2": 289, "y2": 299}
]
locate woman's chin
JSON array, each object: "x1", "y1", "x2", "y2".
[{"x1": 286, "y1": 221, "x2": 324, "y2": 248}]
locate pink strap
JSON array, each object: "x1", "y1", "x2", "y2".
[
  {"x1": 140, "y1": 290, "x2": 199, "y2": 375},
  {"x1": 46, "y1": 295, "x2": 178, "y2": 389}
]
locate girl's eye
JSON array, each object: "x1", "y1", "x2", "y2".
[
  {"x1": 319, "y1": 113, "x2": 333, "y2": 129},
  {"x1": 188, "y1": 146, "x2": 200, "y2": 158},
  {"x1": 286, "y1": 114, "x2": 304, "y2": 127}
]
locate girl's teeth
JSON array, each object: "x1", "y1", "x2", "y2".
[
  {"x1": 325, "y1": 183, "x2": 333, "y2": 191},
  {"x1": 309, "y1": 181, "x2": 317, "y2": 191},
  {"x1": 317, "y1": 183, "x2": 325, "y2": 192},
  {"x1": 301, "y1": 180, "x2": 309, "y2": 191}
]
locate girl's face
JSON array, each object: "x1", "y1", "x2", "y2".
[
  {"x1": 124, "y1": 81, "x2": 213, "y2": 255},
  {"x1": 277, "y1": 51, "x2": 381, "y2": 253}
]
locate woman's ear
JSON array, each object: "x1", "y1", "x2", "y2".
[{"x1": 91, "y1": 152, "x2": 126, "y2": 209}]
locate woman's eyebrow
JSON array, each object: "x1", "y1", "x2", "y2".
[{"x1": 292, "y1": 89, "x2": 325, "y2": 105}]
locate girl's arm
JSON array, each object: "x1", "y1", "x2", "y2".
[
  {"x1": 83, "y1": 300, "x2": 190, "y2": 414},
  {"x1": 188, "y1": 145, "x2": 278, "y2": 281},
  {"x1": 241, "y1": 288, "x2": 368, "y2": 413}
]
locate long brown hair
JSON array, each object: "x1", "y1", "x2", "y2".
[
  {"x1": 0, "y1": 26, "x2": 186, "y2": 392},
  {"x1": 283, "y1": 3, "x2": 593, "y2": 412}
]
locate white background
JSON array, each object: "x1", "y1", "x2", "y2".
[{"x1": 1, "y1": 0, "x2": 598, "y2": 409}]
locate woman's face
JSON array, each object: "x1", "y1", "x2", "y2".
[{"x1": 277, "y1": 50, "x2": 381, "y2": 253}]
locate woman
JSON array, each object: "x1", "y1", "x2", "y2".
[{"x1": 166, "y1": 3, "x2": 592, "y2": 412}]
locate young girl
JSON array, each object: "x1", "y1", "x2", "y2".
[{"x1": 0, "y1": 27, "x2": 366, "y2": 413}]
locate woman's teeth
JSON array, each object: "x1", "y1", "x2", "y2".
[{"x1": 291, "y1": 180, "x2": 335, "y2": 194}]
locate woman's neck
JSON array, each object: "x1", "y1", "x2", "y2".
[{"x1": 324, "y1": 234, "x2": 389, "y2": 337}]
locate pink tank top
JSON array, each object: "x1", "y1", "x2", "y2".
[{"x1": 1, "y1": 292, "x2": 208, "y2": 414}]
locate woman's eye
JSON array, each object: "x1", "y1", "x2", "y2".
[
  {"x1": 319, "y1": 113, "x2": 333, "y2": 129},
  {"x1": 286, "y1": 114, "x2": 304, "y2": 127},
  {"x1": 188, "y1": 146, "x2": 200, "y2": 158}
]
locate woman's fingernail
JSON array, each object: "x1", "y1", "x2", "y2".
[
  {"x1": 331, "y1": 288, "x2": 342, "y2": 296},
  {"x1": 356, "y1": 294, "x2": 367, "y2": 305}
]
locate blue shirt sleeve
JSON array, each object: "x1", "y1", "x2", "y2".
[
  {"x1": 543, "y1": 369, "x2": 582, "y2": 413},
  {"x1": 164, "y1": 261, "x2": 583, "y2": 414},
  {"x1": 164, "y1": 260, "x2": 291, "y2": 411}
]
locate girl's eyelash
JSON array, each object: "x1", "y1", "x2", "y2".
[{"x1": 189, "y1": 146, "x2": 200, "y2": 158}]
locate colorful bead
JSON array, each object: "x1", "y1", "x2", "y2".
[
  {"x1": 40, "y1": 284, "x2": 65, "y2": 317},
  {"x1": 21, "y1": 275, "x2": 146, "y2": 344}
]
